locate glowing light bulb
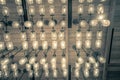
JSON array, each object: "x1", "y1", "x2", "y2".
[
  {"x1": 28, "y1": 70, "x2": 33, "y2": 77},
  {"x1": 49, "y1": 5, "x2": 55, "y2": 15},
  {"x1": 12, "y1": 21, "x2": 19, "y2": 28},
  {"x1": 40, "y1": 57, "x2": 46, "y2": 65},
  {"x1": 94, "y1": 62, "x2": 99, "y2": 69},
  {"x1": 49, "y1": 20, "x2": 55, "y2": 28},
  {"x1": 36, "y1": 20, "x2": 44, "y2": 28},
  {"x1": 21, "y1": 32, "x2": 27, "y2": 41},
  {"x1": 51, "y1": 63, "x2": 56, "y2": 70},
  {"x1": 98, "y1": 56, "x2": 106, "y2": 63},
  {"x1": 19, "y1": 57, "x2": 27, "y2": 65},
  {"x1": 52, "y1": 41, "x2": 57, "y2": 49},
  {"x1": 74, "y1": 69, "x2": 79, "y2": 78},
  {"x1": 11, "y1": 63, "x2": 17, "y2": 71},
  {"x1": 85, "y1": 62, "x2": 91, "y2": 69},
  {"x1": 29, "y1": 6, "x2": 35, "y2": 16},
  {"x1": 97, "y1": 14, "x2": 106, "y2": 21},
  {"x1": 39, "y1": 5, "x2": 45, "y2": 15},
  {"x1": 62, "y1": 5, "x2": 67, "y2": 15},
  {"x1": 1, "y1": 65, "x2": 7, "y2": 70},
  {"x1": 80, "y1": 20, "x2": 88, "y2": 27},
  {"x1": 97, "y1": 31, "x2": 103, "y2": 39},
  {"x1": 76, "y1": 40, "x2": 82, "y2": 49},
  {"x1": 60, "y1": 20, "x2": 66, "y2": 27},
  {"x1": 95, "y1": 39, "x2": 102, "y2": 48},
  {"x1": 0, "y1": 0, "x2": 6, "y2": 5},
  {"x1": 78, "y1": 4, "x2": 84, "y2": 15},
  {"x1": 76, "y1": 31, "x2": 82, "y2": 40},
  {"x1": 88, "y1": 4, "x2": 95, "y2": 14},
  {"x1": 85, "y1": 40, "x2": 91, "y2": 49},
  {"x1": 24, "y1": 21, "x2": 32, "y2": 28},
  {"x1": 51, "y1": 31, "x2": 57, "y2": 40},
  {"x1": 27, "y1": 0, "x2": 34, "y2": 4},
  {"x1": 26, "y1": 63, "x2": 31, "y2": 71},
  {"x1": 33, "y1": 62, "x2": 39, "y2": 70},
  {"x1": 29, "y1": 56, "x2": 36, "y2": 64},
  {"x1": 84, "y1": 69, "x2": 89, "y2": 78},
  {"x1": 6, "y1": 42, "x2": 14, "y2": 50},
  {"x1": 30, "y1": 32, "x2": 36, "y2": 41},
  {"x1": 78, "y1": 0, "x2": 85, "y2": 3},
  {"x1": 63, "y1": 69, "x2": 67, "y2": 77},
  {"x1": 86, "y1": 31, "x2": 92, "y2": 40},
  {"x1": 77, "y1": 56, "x2": 84, "y2": 64},
  {"x1": 97, "y1": 4, "x2": 105, "y2": 14},
  {"x1": 45, "y1": 70, "x2": 49, "y2": 77},
  {"x1": 43, "y1": 63, "x2": 48, "y2": 70},
  {"x1": 60, "y1": 40, "x2": 66, "y2": 49},
  {"x1": 93, "y1": 69, "x2": 99, "y2": 77},
  {"x1": 51, "y1": 57, "x2": 56, "y2": 64},
  {"x1": 4, "y1": 33, "x2": 10, "y2": 41},
  {"x1": 15, "y1": 0, "x2": 22, "y2": 5},
  {"x1": 32, "y1": 41, "x2": 39, "y2": 50},
  {"x1": 61, "y1": 57, "x2": 66, "y2": 64},
  {"x1": 22, "y1": 41, "x2": 28, "y2": 50},
  {"x1": 90, "y1": 19, "x2": 98, "y2": 27},
  {"x1": 36, "y1": 0, "x2": 42, "y2": 4},
  {"x1": 42, "y1": 41, "x2": 48, "y2": 50},
  {"x1": 2, "y1": 6, "x2": 9, "y2": 16},
  {"x1": 88, "y1": 56, "x2": 96, "y2": 64},
  {"x1": 75, "y1": 62, "x2": 81, "y2": 69},
  {"x1": 0, "y1": 22, "x2": 4, "y2": 28},
  {"x1": 61, "y1": 0, "x2": 67, "y2": 4},
  {"x1": 53, "y1": 70, "x2": 57, "y2": 78},
  {"x1": 48, "y1": 0, "x2": 54, "y2": 4},
  {"x1": 40, "y1": 32, "x2": 46, "y2": 40},
  {"x1": 102, "y1": 19, "x2": 110, "y2": 27},
  {"x1": 17, "y1": 6, "x2": 24, "y2": 16},
  {"x1": 0, "y1": 42, "x2": 5, "y2": 50},
  {"x1": 62, "y1": 63, "x2": 67, "y2": 69},
  {"x1": 59, "y1": 31, "x2": 64, "y2": 40}
]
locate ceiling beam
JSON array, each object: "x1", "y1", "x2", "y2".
[{"x1": 68, "y1": 0, "x2": 72, "y2": 28}]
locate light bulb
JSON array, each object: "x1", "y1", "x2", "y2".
[
  {"x1": 36, "y1": 20, "x2": 44, "y2": 28},
  {"x1": 97, "y1": 31, "x2": 103, "y2": 39},
  {"x1": 4, "y1": 70, "x2": 9, "y2": 77},
  {"x1": 84, "y1": 69, "x2": 89, "y2": 78},
  {"x1": 98, "y1": 56, "x2": 106, "y2": 63},
  {"x1": 29, "y1": 6, "x2": 35, "y2": 16},
  {"x1": 101, "y1": 19, "x2": 110, "y2": 27},
  {"x1": 75, "y1": 62, "x2": 81, "y2": 69},
  {"x1": 48, "y1": 0, "x2": 54, "y2": 4},
  {"x1": 52, "y1": 41, "x2": 57, "y2": 49},
  {"x1": 60, "y1": 20, "x2": 66, "y2": 27},
  {"x1": 61, "y1": 0, "x2": 67, "y2": 4},
  {"x1": 49, "y1": 5, "x2": 55, "y2": 15},
  {"x1": 28, "y1": 70, "x2": 33, "y2": 77},
  {"x1": 88, "y1": 56, "x2": 96, "y2": 64},
  {"x1": 85, "y1": 40, "x2": 91, "y2": 49},
  {"x1": 36, "y1": 0, "x2": 42, "y2": 4},
  {"x1": 49, "y1": 20, "x2": 55, "y2": 28},
  {"x1": 76, "y1": 40, "x2": 82, "y2": 49},
  {"x1": 94, "y1": 62, "x2": 99, "y2": 69},
  {"x1": 0, "y1": 42, "x2": 5, "y2": 50},
  {"x1": 4, "y1": 33, "x2": 10, "y2": 41},
  {"x1": 78, "y1": 0, "x2": 84, "y2": 3},
  {"x1": 2, "y1": 6, "x2": 9, "y2": 16},
  {"x1": 78, "y1": 4, "x2": 84, "y2": 15},
  {"x1": 22, "y1": 41, "x2": 28, "y2": 50},
  {"x1": 80, "y1": 20, "x2": 88, "y2": 27},
  {"x1": 63, "y1": 69, "x2": 67, "y2": 77},
  {"x1": 15, "y1": 0, "x2": 22, "y2": 5},
  {"x1": 87, "y1": 0, "x2": 93, "y2": 3},
  {"x1": 0, "y1": 0, "x2": 6, "y2": 5},
  {"x1": 11, "y1": 63, "x2": 17, "y2": 71},
  {"x1": 76, "y1": 31, "x2": 82, "y2": 40},
  {"x1": 59, "y1": 31, "x2": 64, "y2": 40},
  {"x1": 12, "y1": 21, "x2": 20, "y2": 28},
  {"x1": 21, "y1": 32, "x2": 27, "y2": 41},
  {"x1": 43, "y1": 63, "x2": 48, "y2": 70},
  {"x1": 42, "y1": 41, "x2": 48, "y2": 50},
  {"x1": 93, "y1": 69, "x2": 99, "y2": 77},
  {"x1": 97, "y1": 14, "x2": 106, "y2": 21},
  {"x1": 45, "y1": 70, "x2": 49, "y2": 77},
  {"x1": 30, "y1": 32, "x2": 36, "y2": 41},
  {"x1": 1, "y1": 64, "x2": 7, "y2": 70},
  {"x1": 24, "y1": 21, "x2": 33, "y2": 28},
  {"x1": 62, "y1": 5, "x2": 67, "y2": 15},
  {"x1": 60, "y1": 40, "x2": 66, "y2": 49},
  {"x1": 17, "y1": 6, "x2": 24, "y2": 16},
  {"x1": 27, "y1": 0, "x2": 34, "y2": 4},
  {"x1": 33, "y1": 62, "x2": 39, "y2": 70},
  {"x1": 74, "y1": 69, "x2": 79, "y2": 78},
  {"x1": 88, "y1": 4, "x2": 95, "y2": 14},
  {"x1": 0, "y1": 22, "x2": 4, "y2": 28},
  {"x1": 19, "y1": 57, "x2": 27, "y2": 65},
  {"x1": 6, "y1": 42, "x2": 14, "y2": 50},
  {"x1": 85, "y1": 62, "x2": 91, "y2": 69},
  {"x1": 51, "y1": 57, "x2": 56, "y2": 64},
  {"x1": 77, "y1": 56, "x2": 84, "y2": 64},
  {"x1": 34, "y1": 71, "x2": 39, "y2": 77},
  {"x1": 62, "y1": 63, "x2": 67, "y2": 69},
  {"x1": 53, "y1": 70, "x2": 57, "y2": 78},
  {"x1": 51, "y1": 63, "x2": 56, "y2": 70},
  {"x1": 40, "y1": 57, "x2": 46, "y2": 65},
  {"x1": 1, "y1": 58, "x2": 10, "y2": 65},
  {"x1": 39, "y1": 5, "x2": 45, "y2": 15},
  {"x1": 26, "y1": 63, "x2": 31, "y2": 71},
  {"x1": 61, "y1": 57, "x2": 66, "y2": 64},
  {"x1": 97, "y1": 4, "x2": 105, "y2": 14},
  {"x1": 51, "y1": 31, "x2": 57, "y2": 40},
  {"x1": 90, "y1": 20, "x2": 98, "y2": 27},
  {"x1": 29, "y1": 56, "x2": 36, "y2": 64},
  {"x1": 86, "y1": 31, "x2": 92, "y2": 40},
  {"x1": 95, "y1": 39, "x2": 102, "y2": 48},
  {"x1": 40, "y1": 32, "x2": 46, "y2": 40},
  {"x1": 32, "y1": 41, "x2": 39, "y2": 50}
]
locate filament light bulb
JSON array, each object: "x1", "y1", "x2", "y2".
[
  {"x1": 42, "y1": 41, "x2": 48, "y2": 50},
  {"x1": 22, "y1": 41, "x2": 28, "y2": 50}
]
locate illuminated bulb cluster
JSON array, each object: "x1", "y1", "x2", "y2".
[
  {"x1": 85, "y1": 31, "x2": 92, "y2": 49},
  {"x1": 61, "y1": 56, "x2": 67, "y2": 77},
  {"x1": 76, "y1": 30, "x2": 82, "y2": 49}
]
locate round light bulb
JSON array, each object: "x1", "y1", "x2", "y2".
[
  {"x1": 24, "y1": 21, "x2": 33, "y2": 28},
  {"x1": 51, "y1": 57, "x2": 56, "y2": 64},
  {"x1": 61, "y1": 0, "x2": 67, "y2": 4},
  {"x1": 53, "y1": 70, "x2": 57, "y2": 78},
  {"x1": 4, "y1": 33, "x2": 10, "y2": 41},
  {"x1": 78, "y1": 4, "x2": 84, "y2": 15},
  {"x1": 15, "y1": 0, "x2": 22, "y2": 5},
  {"x1": 98, "y1": 56, "x2": 106, "y2": 63},
  {"x1": 88, "y1": 56, "x2": 96, "y2": 64},
  {"x1": 40, "y1": 32, "x2": 46, "y2": 40},
  {"x1": 30, "y1": 32, "x2": 36, "y2": 41},
  {"x1": 2, "y1": 6, "x2": 9, "y2": 16},
  {"x1": 33, "y1": 62, "x2": 39, "y2": 70},
  {"x1": 11, "y1": 63, "x2": 17, "y2": 71},
  {"x1": 0, "y1": 0, "x2": 6, "y2": 5},
  {"x1": 43, "y1": 63, "x2": 48, "y2": 70},
  {"x1": 49, "y1": 5, "x2": 55, "y2": 15},
  {"x1": 22, "y1": 41, "x2": 28, "y2": 50},
  {"x1": 63, "y1": 69, "x2": 67, "y2": 77},
  {"x1": 26, "y1": 63, "x2": 31, "y2": 71},
  {"x1": 97, "y1": 14, "x2": 106, "y2": 21},
  {"x1": 76, "y1": 31, "x2": 82, "y2": 40},
  {"x1": 36, "y1": 20, "x2": 44, "y2": 28},
  {"x1": 80, "y1": 20, "x2": 88, "y2": 27},
  {"x1": 94, "y1": 62, "x2": 99, "y2": 69},
  {"x1": 85, "y1": 40, "x2": 91, "y2": 49},
  {"x1": 77, "y1": 56, "x2": 84, "y2": 64},
  {"x1": 74, "y1": 69, "x2": 79, "y2": 78},
  {"x1": 6, "y1": 42, "x2": 14, "y2": 50},
  {"x1": 86, "y1": 31, "x2": 92, "y2": 40},
  {"x1": 94, "y1": 69, "x2": 99, "y2": 77},
  {"x1": 39, "y1": 5, "x2": 45, "y2": 15},
  {"x1": 97, "y1": 31, "x2": 103, "y2": 39},
  {"x1": 60, "y1": 40, "x2": 66, "y2": 49},
  {"x1": 49, "y1": 20, "x2": 55, "y2": 28},
  {"x1": 17, "y1": 6, "x2": 24, "y2": 16},
  {"x1": 85, "y1": 62, "x2": 91, "y2": 69},
  {"x1": 29, "y1": 6, "x2": 35, "y2": 16},
  {"x1": 0, "y1": 42, "x2": 5, "y2": 50},
  {"x1": 32, "y1": 41, "x2": 39, "y2": 50},
  {"x1": 62, "y1": 5, "x2": 67, "y2": 15},
  {"x1": 88, "y1": 4, "x2": 95, "y2": 14},
  {"x1": 76, "y1": 40, "x2": 82, "y2": 49},
  {"x1": 0, "y1": 22, "x2": 4, "y2": 28},
  {"x1": 12, "y1": 21, "x2": 20, "y2": 28},
  {"x1": 61, "y1": 57, "x2": 66, "y2": 64},
  {"x1": 97, "y1": 4, "x2": 105, "y2": 14},
  {"x1": 59, "y1": 31, "x2": 65, "y2": 40},
  {"x1": 29, "y1": 56, "x2": 36, "y2": 64},
  {"x1": 60, "y1": 20, "x2": 66, "y2": 27},
  {"x1": 95, "y1": 39, "x2": 102, "y2": 48},
  {"x1": 87, "y1": 0, "x2": 93, "y2": 3},
  {"x1": 42, "y1": 41, "x2": 48, "y2": 50},
  {"x1": 84, "y1": 69, "x2": 89, "y2": 78},
  {"x1": 21, "y1": 32, "x2": 27, "y2": 41},
  {"x1": 40, "y1": 57, "x2": 46, "y2": 65},
  {"x1": 90, "y1": 19, "x2": 98, "y2": 27},
  {"x1": 102, "y1": 19, "x2": 110, "y2": 27},
  {"x1": 19, "y1": 57, "x2": 27, "y2": 65}
]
